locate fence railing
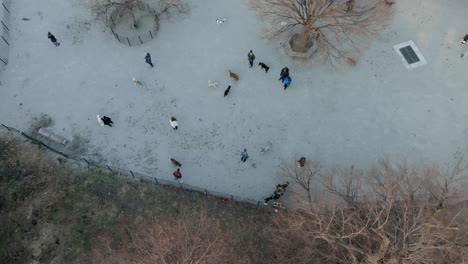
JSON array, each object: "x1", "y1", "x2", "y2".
[
  {"x1": 1, "y1": 124, "x2": 265, "y2": 207},
  {"x1": 109, "y1": 1, "x2": 160, "y2": 46},
  {"x1": 0, "y1": 0, "x2": 11, "y2": 67}
]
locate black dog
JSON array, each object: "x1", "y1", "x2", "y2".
[
  {"x1": 258, "y1": 62, "x2": 269, "y2": 73},
  {"x1": 224, "y1": 85, "x2": 231, "y2": 97},
  {"x1": 171, "y1": 158, "x2": 182, "y2": 167}
]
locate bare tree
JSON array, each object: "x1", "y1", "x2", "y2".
[
  {"x1": 248, "y1": 0, "x2": 393, "y2": 67},
  {"x1": 91, "y1": 0, "x2": 188, "y2": 29},
  {"x1": 271, "y1": 159, "x2": 468, "y2": 263}
]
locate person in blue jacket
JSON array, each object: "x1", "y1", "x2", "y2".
[{"x1": 283, "y1": 76, "x2": 291, "y2": 90}]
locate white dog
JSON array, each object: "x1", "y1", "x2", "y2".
[
  {"x1": 216, "y1": 19, "x2": 226, "y2": 25},
  {"x1": 260, "y1": 142, "x2": 272, "y2": 153},
  {"x1": 280, "y1": 21, "x2": 288, "y2": 27},
  {"x1": 208, "y1": 80, "x2": 218, "y2": 88}
]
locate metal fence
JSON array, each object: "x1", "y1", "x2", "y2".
[
  {"x1": 109, "y1": 1, "x2": 160, "y2": 46},
  {"x1": 0, "y1": 0, "x2": 11, "y2": 67},
  {"x1": 1, "y1": 124, "x2": 265, "y2": 207}
]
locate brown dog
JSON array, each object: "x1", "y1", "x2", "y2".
[
  {"x1": 133, "y1": 77, "x2": 143, "y2": 86},
  {"x1": 229, "y1": 70, "x2": 239, "y2": 81}
]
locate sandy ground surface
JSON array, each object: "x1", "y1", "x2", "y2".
[{"x1": 1, "y1": 0, "x2": 468, "y2": 201}]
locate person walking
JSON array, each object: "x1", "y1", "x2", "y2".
[
  {"x1": 173, "y1": 168, "x2": 183, "y2": 183},
  {"x1": 247, "y1": 50, "x2": 255, "y2": 68},
  {"x1": 145, "y1": 53, "x2": 154, "y2": 67},
  {"x1": 170, "y1": 117, "x2": 178, "y2": 130},
  {"x1": 47, "y1": 32, "x2": 60, "y2": 47},
  {"x1": 279, "y1": 67, "x2": 289, "y2": 82},
  {"x1": 102, "y1": 116, "x2": 113, "y2": 127},
  {"x1": 297, "y1": 157, "x2": 306, "y2": 168},
  {"x1": 96, "y1": 115, "x2": 113, "y2": 127},
  {"x1": 241, "y1": 149, "x2": 249, "y2": 162},
  {"x1": 283, "y1": 76, "x2": 291, "y2": 90}
]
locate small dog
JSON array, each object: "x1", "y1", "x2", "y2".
[
  {"x1": 258, "y1": 62, "x2": 270, "y2": 73},
  {"x1": 216, "y1": 19, "x2": 226, "y2": 25},
  {"x1": 280, "y1": 21, "x2": 288, "y2": 27},
  {"x1": 171, "y1": 158, "x2": 182, "y2": 167},
  {"x1": 229, "y1": 70, "x2": 239, "y2": 81},
  {"x1": 224, "y1": 85, "x2": 231, "y2": 97},
  {"x1": 133, "y1": 77, "x2": 143, "y2": 86},
  {"x1": 260, "y1": 142, "x2": 272, "y2": 153},
  {"x1": 208, "y1": 81, "x2": 218, "y2": 88}
]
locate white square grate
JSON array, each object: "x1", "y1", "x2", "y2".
[{"x1": 393, "y1": 40, "x2": 427, "y2": 69}]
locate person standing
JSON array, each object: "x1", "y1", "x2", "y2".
[
  {"x1": 145, "y1": 53, "x2": 154, "y2": 67},
  {"x1": 47, "y1": 32, "x2": 60, "y2": 47},
  {"x1": 170, "y1": 117, "x2": 178, "y2": 130},
  {"x1": 279, "y1": 67, "x2": 289, "y2": 82},
  {"x1": 247, "y1": 50, "x2": 255, "y2": 68},
  {"x1": 283, "y1": 76, "x2": 291, "y2": 90},
  {"x1": 173, "y1": 168, "x2": 183, "y2": 183},
  {"x1": 241, "y1": 149, "x2": 249, "y2": 162},
  {"x1": 224, "y1": 85, "x2": 231, "y2": 97}
]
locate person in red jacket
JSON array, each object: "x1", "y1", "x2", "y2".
[{"x1": 173, "y1": 168, "x2": 183, "y2": 183}]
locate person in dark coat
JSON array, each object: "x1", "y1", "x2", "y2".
[
  {"x1": 47, "y1": 32, "x2": 60, "y2": 46},
  {"x1": 297, "y1": 157, "x2": 306, "y2": 167},
  {"x1": 283, "y1": 76, "x2": 291, "y2": 90},
  {"x1": 248, "y1": 50, "x2": 256, "y2": 68},
  {"x1": 279, "y1": 67, "x2": 289, "y2": 82},
  {"x1": 241, "y1": 149, "x2": 249, "y2": 162},
  {"x1": 145, "y1": 53, "x2": 153, "y2": 67},
  {"x1": 101, "y1": 116, "x2": 113, "y2": 127}
]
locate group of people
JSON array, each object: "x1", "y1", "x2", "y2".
[
  {"x1": 246, "y1": 50, "x2": 293, "y2": 90},
  {"x1": 47, "y1": 32, "x2": 296, "y2": 205}
]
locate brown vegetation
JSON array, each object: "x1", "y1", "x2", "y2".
[
  {"x1": 271, "y1": 158, "x2": 468, "y2": 263},
  {"x1": 249, "y1": 0, "x2": 393, "y2": 67}
]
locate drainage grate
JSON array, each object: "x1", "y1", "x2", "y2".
[
  {"x1": 399, "y1": 46, "x2": 420, "y2": 64},
  {"x1": 393, "y1": 40, "x2": 427, "y2": 69}
]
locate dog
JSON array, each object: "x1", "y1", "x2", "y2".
[
  {"x1": 224, "y1": 85, "x2": 231, "y2": 97},
  {"x1": 229, "y1": 70, "x2": 239, "y2": 81},
  {"x1": 208, "y1": 81, "x2": 218, "y2": 88},
  {"x1": 133, "y1": 77, "x2": 143, "y2": 86},
  {"x1": 216, "y1": 19, "x2": 226, "y2": 25},
  {"x1": 171, "y1": 158, "x2": 182, "y2": 167},
  {"x1": 280, "y1": 21, "x2": 288, "y2": 27},
  {"x1": 258, "y1": 62, "x2": 270, "y2": 73},
  {"x1": 260, "y1": 143, "x2": 271, "y2": 153}
]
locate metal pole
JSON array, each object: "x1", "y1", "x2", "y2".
[
  {"x1": 138, "y1": 35, "x2": 142, "y2": 45},
  {"x1": 1, "y1": 35, "x2": 9, "y2": 46},
  {"x1": 1, "y1": 20, "x2": 9, "y2": 31},
  {"x1": 2, "y1": 3, "x2": 10, "y2": 14},
  {"x1": 130, "y1": 170, "x2": 135, "y2": 178},
  {"x1": 149, "y1": 30, "x2": 153, "y2": 39},
  {"x1": 107, "y1": 165, "x2": 113, "y2": 172},
  {"x1": 127, "y1": 37, "x2": 131, "y2": 46}
]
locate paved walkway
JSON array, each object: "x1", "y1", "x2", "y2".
[{"x1": 1, "y1": 0, "x2": 468, "y2": 200}]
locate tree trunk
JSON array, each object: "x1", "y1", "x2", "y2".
[{"x1": 289, "y1": 33, "x2": 313, "y2": 53}]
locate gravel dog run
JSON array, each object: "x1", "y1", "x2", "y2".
[{"x1": 1, "y1": 0, "x2": 468, "y2": 201}]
